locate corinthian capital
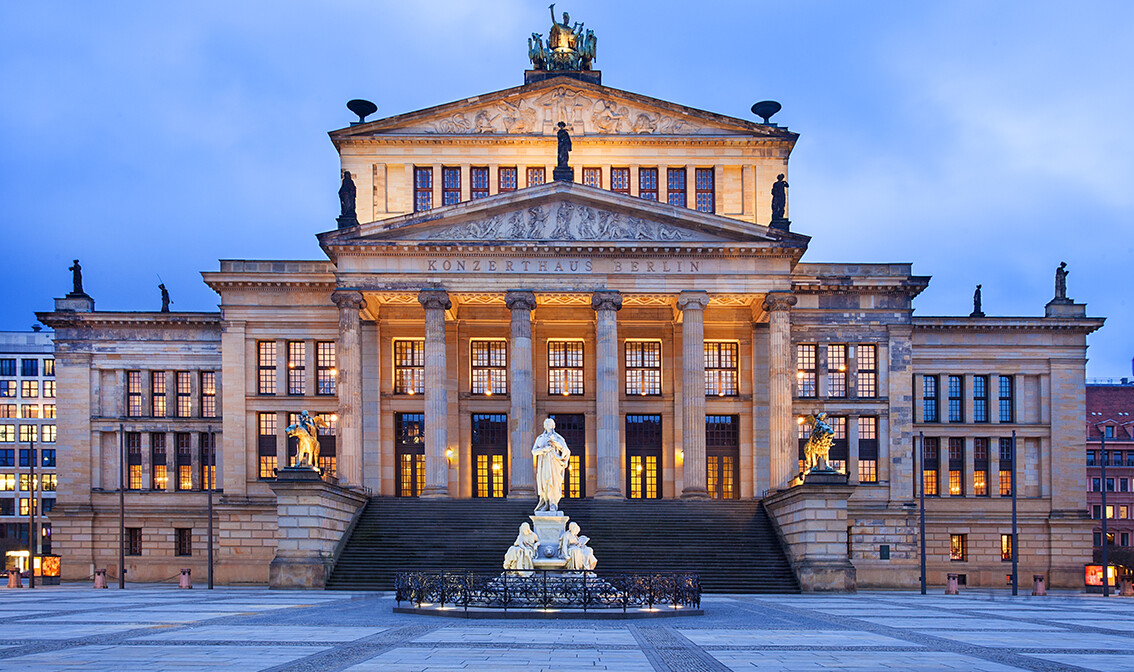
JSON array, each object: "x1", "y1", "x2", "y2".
[
  {"x1": 331, "y1": 290, "x2": 366, "y2": 312},
  {"x1": 418, "y1": 289, "x2": 452, "y2": 311},
  {"x1": 504, "y1": 290, "x2": 537, "y2": 312},
  {"x1": 762, "y1": 291, "x2": 797, "y2": 313},
  {"x1": 676, "y1": 290, "x2": 710, "y2": 312},
  {"x1": 591, "y1": 290, "x2": 623, "y2": 313}
]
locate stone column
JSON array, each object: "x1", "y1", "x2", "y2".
[
  {"x1": 592, "y1": 290, "x2": 623, "y2": 499},
  {"x1": 678, "y1": 291, "x2": 710, "y2": 499},
  {"x1": 419, "y1": 290, "x2": 452, "y2": 498},
  {"x1": 331, "y1": 290, "x2": 365, "y2": 488},
  {"x1": 506, "y1": 290, "x2": 537, "y2": 497},
  {"x1": 765, "y1": 291, "x2": 798, "y2": 491}
]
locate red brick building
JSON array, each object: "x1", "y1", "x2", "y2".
[{"x1": 1088, "y1": 376, "x2": 1134, "y2": 548}]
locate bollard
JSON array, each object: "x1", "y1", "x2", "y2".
[
  {"x1": 93, "y1": 568, "x2": 108, "y2": 589},
  {"x1": 946, "y1": 573, "x2": 959, "y2": 595},
  {"x1": 179, "y1": 568, "x2": 192, "y2": 589},
  {"x1": 1032, "y1": 574, "x2": 1046, "y2": 596},
  {"x1": 6, "y1": 568, "x2": 20, "y2": 588},
  {"x1": 1121, "y1": 576, "x2": 1134, "y2": 597}
]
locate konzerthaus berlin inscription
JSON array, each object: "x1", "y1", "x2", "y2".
[{"x1": 39, "y1": 18, "x2": 1102, "y2": 592}]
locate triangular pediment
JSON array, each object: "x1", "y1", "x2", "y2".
[{"x1": 331, "y1": 77, "x2": 797, "y2": 140}]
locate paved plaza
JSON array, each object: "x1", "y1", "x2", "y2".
[{"x1": 0, "y1": 586, "x2": 1132, "y2": 671}]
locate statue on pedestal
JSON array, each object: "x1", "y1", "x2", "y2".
[
  {"x1": 286, "y1": 410, "x2": 327, "y2": 469},
  {"x1": 532, "y1": 417, "x2": 571, "y2": 512},
  {"x1": 339, "y1": 171, "x2": 356, "y2": 218},
  {"x1": 771, "y1": 174, "x2": 789, "y2": 221},
  {"x1": 1054, "y1": 262, "x2": 1069, "y2": 301},
  {"x1": 159, "y1": 283, "x2": 171, "y2": 313},
  {"x1": 556, "y1": 122, "x2": 572, "y2": 169},
  {"x1": 559, "y1": 522, "x2": 597, "y2": 571},
  {"x1": 503, "y1": 523, "x2": 540, "y2": 571},
  {"x1": 970, "y1": 284, "x2": 984, "y2": 318},
  {"x1": 68, "y1": 259, "x2": 85, "y2": 296},
  {"x1": 802, "y1": 413, "x2": 835, "y2": 473}
]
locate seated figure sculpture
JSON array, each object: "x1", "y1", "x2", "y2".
[
  {"x1": 503, "y1": 523, "x2": 540, "y2": 571},
  {"x1": 559, "y1": 522, "x2": 597, "y2": 571}
]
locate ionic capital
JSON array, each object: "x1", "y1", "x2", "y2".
[
  {"x1": 591, "y1": 290, "x2": 623, "y2": 313},
  {"x1": 418, "y1": 289, "x2": 452, "y2": 312},
  {"x1": 331, "y1": 290, "x2": 366, "y2": 312},
  {"x1": 504, "y1": 290, "x2": 537, "y2": 312},
  {"x1": 762, "y1": 291, "x2": 797, "y2": 313},
  {"x1": 676, "y1": 290, "x2": 710, "y2": 312}
]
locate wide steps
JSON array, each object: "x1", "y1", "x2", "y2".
[{"x1": 326, "y1": 498, "x2": 799, "y2": 593}]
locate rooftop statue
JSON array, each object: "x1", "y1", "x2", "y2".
[
  {"x1": 529, "y1": 4, "x2": 596, "y2": 72},
  {"x1": 970, "y1": 284, "x2": 984, "y2": 318},
  {"x1": 159, "y1": 283, "x2": 171, "y2": 313},
  {"x1": 771, "y1": 174, "x2": 789, "y2": 221},
  {"x1": 339, "y1": 171, "x2": 356, "y2": 219},
  {"x1": 1054, "y1": 261, "x2": 1069, "y2": 301},
  {"x1": 68, "y1": 259, "x2": 85, "y2": 296},
  {"x1": 532, "y1": 417, "x2": 571, "y2": 513},
  {"x1": 556, "y1": 121, "x2": 572, "y2": 169}
]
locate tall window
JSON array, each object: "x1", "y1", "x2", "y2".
[
  {"x1": 393, "y1": 340, "x2": 425, "y2": 395},
  {"x1": 126, "y1": 371, "x2": 143, "y2": 416},
  {"x1": 998, "y1": 375, "x2": 1014, "y2": 423},
  {"x1": 706, "y1": 415, "x2": 739, "y2": 499},
  {"x1": 582, "y1": 167, "x2": 602, "y2": 188},
  {"x1": 526, "y1": 166, "x2": 546, "y2": 187},
  {"x1": 1001, "y1": 533, "x2": 1013, "y2": 561},
  {"x1": 126, "y1": 528, "x2": 142, "y2": 556},
  {"x1": 858, "y1": 417, "x2": 878, "y2": 483},
  {"x1": 0, "y1": 359, "x2": 14, "y2": 376},
  {"x1": 998, "y1": 437, "x2": 1013, "y2": 496},
  {"x1": 442, "y1": 166, "x2": 461, "y2": 205},
  {"x1": 948, "y1": 437, "x2": 964, "y2": 495},
  {"x1": 667, "y1": 168, "x2": 687, "y2": 207},
  {"x1": 395, "y1": 413, "x2": 425, "y2": 497},
  {"x1": 923, "y1": 375, "x2": 939, "y2": 422},
  {"x1": 199, "y1": 432, "x2": 216, "y2": 490},
  {"x1": 948, "y1": 375, "x2": 963, "y2": 423},
  {"x1": 828, "y1": 416, "x2": 848, "y2": 473},
  {"x1": 626, "y1": 415, "x2": 662, "y2": 499},
  {"x1": 287, "y1": 341, "x2": 306, "y2": 395},
  {"x1": 414, "y1": 166, "x2": 433, "y2": 211},
  {"x1": 704, "y1": 342, "x2": 738, "y2": 396},
  {"x1": 315, "y1": 413, "x2": 337, "y2": 476},
  {"x1": 638, "y1": 167, "x2": 658, "y2": 200},
  {"x1": 470, "y1": 166, "x2": 490, "y2": 199},
  {"x1": 625, "y1": 341, "x2": 661, "y2": 396},
  {"x1": 258, "y1": 341, "x2": 277, "y2": 395},
  {"x1": 258, "y1": 413, "x2": 277, "y2": 479},
  {"x1": 550, "y1": 413, "x2": 585, "y2": 499},
  {"x1": 796, "y1": 344, "x2": 817, "y2": 397},
  {"x1": 200, "y1": 371, "x2": 217, "y2": 418},
  {"x1": 43, "y1": 358, "x2": 55, "y2": 376},
  {"x1": 151, "y1": 433, "x2": 167, "y2": 490},
  {"x1": 176, "y1": 433, "x2": 192, "y2": 491},
  {"x1": 827, "y1": 344, "x2": 847, "y2": 397},
  {"x1": 470, "y1": 341, "x2": 507, "y2": 395},
  {"x1": 856, "y1": 345, "x2": 877, "y2": 398},
  {"x1": 151, "y1": 372, "x2": 166, "y2": 417},
  {"x1": 176, "y1": 528, "x2": 192, "y2": 557},
  {"x1": 176, "y1": 372, "x2": 192, "y2": 417},
  {"x1": 694, "y1": 167, "x2": 714, "y2": 213},
  {"x1": 21, "y1": 359, "x2": 37, "y2": 377},
  {"x1": 973, "y1": 375, "x2": 988, "y2": 423},
  {"x1": 498, "y1": 166, "x2": 517, "y2": 192},
  {"x1": 950, "y1": 533, "x2": 967, "y2": 561},
  {"x1": 472, "y1": 414, "x2": 508, "y2": 498},
  {"x1": 973, "y1": 438, "x2": 988, "y2": 496},
  {"x1": 547, "y1": 341, "x2": 584, "y2": 396},
  {"x1": 126, "y1": 432, "x2": 142, "y2": 490},
  {"x1": 316, "y1": 341, "x2": 336, "y2": 395},
  {"x1": 922, "y1": 437, "x2": 939, "y2": 496},
  {"x1": 610, "y1": 167, "x2": 630, "y2": 195}
]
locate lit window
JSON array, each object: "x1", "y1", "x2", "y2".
[
  {"x1": 21, "y1": 380, "x2": 38, "y2": 398},
  {"x1": 704, "y1": 342, "x2": 738, "y2": 397},
  {"x1": 625, "y1": 341, "x2": 662, "y2": 396},
  {"x1": 470, "y1": 341, "x2": 507, "y2": 396},
  {"x1": 973, "y1": 438, "x2": 989, "y2": 496},
  {"x1": 1001, "y1": 534, "x2": 1013, "y2": 561},
  {"x1": 200, "y1": 372, "x2": 217, "y2": 418},
  {"x1": 316, "y1": 342, "x2": 336, "y2": 395},
  {"x1": 43, "y1": 404, "x2": 55, "y2": 419},
  {"x1": 127, "y1": 432, "x2": 142, "y2": 490},
  {"x1": 42, "y1": 381, "x2": 56, "y2": 399},
  {"x1": 152, "y1": 433, "x2": 167, "y2": 490},
  {"x1": 858, "y1": 416, "x2": 878, "y2": 483},
  {"x1": 999, "y1": 437, "x2": 1013, "y2": 496},
  {"x1": 393, "y1": 340, "x2": 425, "y2": 395},
  {"x1": 948, "y1": 437, "x2": 964, "y2": 495},
  {"x1": 43, "y1": 359, "x2": 55, "y2": 377},
  {"x1": 0, "y1": 404, "x2": 12, "y2": 418},
  {"x1": 0, "y1": 474, "x2": 13, "y2": 490},
  {"x1": 176, "y1": 372, "x2": 192, "y2": 417},
  {"x1": 796, "y1": 344, "x2": 816, "y2": 397},
  {"x1": 548, "y1": 341, "x2": 584, "y2": 396},
  {"x1": 258, "y1": 413, "x2": 277, "y2": 479},
  {"x1": 41, "y1": 425, "x2": 56, "y2": 443},
  {"x1": 922, "y1": 437, "x2": 939, "y2": 496},
  {"x1": 21, "y1": 405, "x2": 38, "y2": 419},
  {"x1": 176, "y1": 433, "x2": 193, "y2": 490},
  {"x1": 151, "y1": 371, "x2": 166, "y2": 417},
  {"x1": 667, "y1": 168, "x2": 687, "y2": 207},
  {"x1": 199, "y1": 432, "x2": 216, "y2": 490},
  {"x1": 0, "y1": 425, "x2": 13, "y2": 442},
  {"x1": 40, "y1": 474, "x2": 56, "y2": 491},
  {"x1": 287, "y1": 341, "x2": 306, "y2": 396},
  {"x1": 827, "y1": 344, "x2": 847, "y2": 397},
  {"x1": 414, "y1": 166, "x2": 433, "y2": 211},
  {"x1": 0, "y1": 381, "x2": 13, "y2": 398},
  {"x1": 258, "y1": 341, "x2": 277, "y2": 395},
  {"x1": 127, "y1": 371, "x2": 143, "y2": 416},
  {"x1": 19, "y1": 425, "x2": 36, "y2": 443},
  {"x1": 950, "y1": 533, "x2": 967, "y2": 561}
]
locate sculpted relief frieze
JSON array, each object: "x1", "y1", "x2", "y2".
[{"x1": 408, "y1": 203, "x2": 700, "y2": 242}]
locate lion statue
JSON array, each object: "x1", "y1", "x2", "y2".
[{"x1": 802, "y1": 412, "x2": 835, "y2": 473}]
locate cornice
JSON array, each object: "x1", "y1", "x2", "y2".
[
  {"x1": 326, "y1": 242, "x2": 804, "y2": 260},
  {"x1": 913, "y1": 316, "x2": 1106, "y2": 333},
  {"x1": 37, "y1": 311, "x2": 220, "y2": 329},
  {"x1": 337, "y1": 134, "x2": 794, "y2": 148}
]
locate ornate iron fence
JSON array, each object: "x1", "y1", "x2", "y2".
[{"x1": 394, "y1": 570, "x2": 701, "y2": 612}]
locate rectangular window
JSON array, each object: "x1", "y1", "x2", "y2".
[
  {"x1": 498, "y1": 166, "x2": 517, "y2": 192},
  {"x1": 858, "y1": 416, "x2": 878, "y2": 483},
  {"x1": 922, "y1": 437, "x2": 939, "y2": 496},
  {"x1": 21, "y1": 359, "x2": 37, "y2": 377},
  {"x1": 199, "y1": 432, "x2": 216, "y2": 490},
  {"x1": 287, "y1": 341, "x2": 306, "y2": 395},
  {"x1": 151, "y1": 433, "x2": 167, "y2": 490},
  {"x1": 827, "y1": 344, "x2": 847, "y2": 398},
  {"x1": 470, "y1": 166, "x2": 490, "y2": 199},
  {"x1": 150, "y1": 371, "x2": 166, "y2": 417},
  {"x1": 126, "y1": 527, "x2": 142, "y2": 556},
  {"x1": 472, "y1": 413, "x2": 508, "y2": 498},
  {"x1": 41, "y1": 425, "x2": 56, "y2": 443},
  {"x1": 582, "y1": 167, "x2": 602, "y2": 188},
  {"x1": 0, "y1": 359, "x2": 14, "y2": 376},
  {"x1": 0, "y1": 426, "x2": 12, "y2": 444},
  {"x1": 258, "y1": 341, "x2": 277, "y2": 395},
  {"x1": 547, "y1": 341, "x2": 584, "y2": 396},
  {"x1": 126, "y1": 432, "x2": 142, "y2": 490},
  {"x1": 1106, "y1": 477, "x2": 1115, "y2": 492},
  {"x1": 316, "y1": 341, "x2": 336, "y2": 395},
  {"x1": 19, "y1": 498, "x2": 37, "y2": 516},
  {"x1": 176, "y1": 372, "x2": 192, "y2": 417},
  {"x1": 973, "y1": 437, "x2": 989, "y2": 496},
  {"x1": 667, "y1": 168, "x2": 687, "y2": 207},
  {"x1": 704, "y1": 342, "x2": 739, "y2": 397},
  {"x1": 0, "y1": 447, "x2": 12, "y2": 464},
  {"x1": 21, "y1": 380, "x2": 37, "y2": 398},
  {"x1": 0, "y1": 474, "x2": 13, "y2": 490},
  {"x1": 40, "y1": 448, "x2": 55, "y2": 467},
  {"x1": 176, "y1": 433, "x2": 192, "y2": 491},
  {"x1": 923, "y1": 375, "x2": 939, "y2": 422},
  {"x1": 1091, "y1": 477, "x2": 1100, "y2": 492},
  {"x1": 973, "y1": 375, "x2": 988, "y2": 423},
  {"x1": 21, "y1": 405, "x2": 39, "y2": 419},
  {"x1": 470, "y1": 340, "x2": 507, "y2": 395},
  {"x1": 414, "y1": 166, "x2": 433, "y2": 211},
  {"x1": 200, "y1": 371, "x2": 217, "y2": 418},
  {"x1": 796, "y1": 344, "x2": 817, "y2": 397},
  {"x1": 856, "y1": 345, "x2": 877, "y2": 398},
  {"x1": 950, "y1": 534, "x2": 967, "y2": 561},
  {"x1": 610, "y1": 167, "x2": 630, "y2": 195},
  {"x1": 0, "y1": 498, "x2": 13, "y2": 515},
  {"x1": 441, "y1": 166, "x2": 460, "y2": 206},
  {"x1": 999, "y1": 437, "x2": 1013, "y2": 496},
  {"x1": 0, "y1": 404, "x2": 12, "y2": 418},
  {"x1": 694, "y1": 167, "x2": 715, "y2": 213},
  {"x1": 948, "y1": 437, "x2": 964, "y2": 495},
  {"x1": 42, "y1": 381, "x2": 55, "y2": 398},
  {"x1": 175, "y1": 528, "x2": 192, "y2": 556},
  {"x1": 706, "y1": 415, "x2": 739, "y2": 500},
  {"x1": 1001, "y1": 533, "x2": 1013, "y2": 561},
  {"x1": 828, "y1": 416, "x2": 848, "y2": 473},
  {"x1": 638, "y1": 167, "x2": 658, "y2": 200},
  {"x1": 625, "y1": 341, "x2": 662, "y2": 396},
  {"x1": 43, "y1": 359, "x2": 54, "y2": 377},
  {"x1": 393, "y1": 340, "x2": 425, "y2": 395},
  {"x1": 315, "y1": 413, "x2": 337, "y2": 476},
  {"x1": 395, "y1": 412, "x2": 425, "y2": 497},
  {"x1": 526, "y1": 166, "x2": 546, "y2": 187},
  {"x1": 998, "y1": 375, "x2": 1014, "y2": 423},
  {"x1": 258, "y1": 413, "x2": 277, "y2": 479},
  {"x1": 19, "y1": 425, "x2": 36, "y2": 443},
  {"x1": 948, "y1": 376, "x2": 963, "y2": 423},
  {"x1": 43, "y1": 404, "x2": 55, "y2": 418},
  {"x1": 1105, "y1": 426, "x2": 1115, "y2": 438},
  {"x1": 0, "y1": 381, "x2": 13, "y2": 398},
  {"x1": 626, "y1": 415, "x2": 662, "y2": 499},
  {"x1": 41, "y1": 473, "x2": 56, "y2": 491}
]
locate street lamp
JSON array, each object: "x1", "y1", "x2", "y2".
[{"x1": 1099, "y1": 424, "x2": 1109, "y2": 598}]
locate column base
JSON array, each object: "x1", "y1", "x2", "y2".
[
  {"x1": 593, "y1": 488, "x2": 624, "y2": 500},
  {"x1": 419, "y1": 487, "x2": 451, "y2": 499},
  {"x1": 680, "y1": 488, "x2": 710, "y2": 500},
  {"x1": 508, "y1": 486, "x2": 536, "y2": 498}
]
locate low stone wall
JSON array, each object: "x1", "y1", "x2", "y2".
[
  {"x1": 268, "y1": 469, "x2": 368, "y2": 589},
  {"x1": 764, "y1": 481, "x2": 857, "y2": 592}
]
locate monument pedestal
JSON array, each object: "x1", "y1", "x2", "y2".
[
  {"x1": 529, "y1": 512, "x2": 569, "y2": 570},
  {"x1": 552, "y1": 166, "x2": 574, "y2": 183},
  {"x1": 764, "y1": 479, "x2": 857, "y2": 592}
]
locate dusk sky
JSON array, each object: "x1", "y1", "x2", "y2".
[{"x1": 1, "y1": 2, "x2": 1130, "y2": 377}]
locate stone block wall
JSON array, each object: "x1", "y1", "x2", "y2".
[
  {"x1": 268, "y1": 473, "x2": 368, "y2": 588},
  {"x1": 764, "y1": 482, "x2": 857, "y2": 591}
]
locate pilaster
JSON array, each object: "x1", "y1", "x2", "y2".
[
  {"x1": 506, "y1": 290, "x2": 537, "y2": 496},
  {"x1": 332, "y1": 290, "x2": 366, "y2": 488},
  {"x1": 419, "y1": 289, "x2": 452, "y2": 498},
  {"x1": 764, "y1": 291, "x2": 797, "y2": 491},
  {"x1": 677, "y1": 290, "x2": 710, "y2": 499},
  {"x1": 592, "y1": 290, "x2": 623, "y2": 499}
]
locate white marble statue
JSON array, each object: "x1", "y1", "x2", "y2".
[
  {"x1": 503, "y1": 522, "x2": 540, "y2": 571},
  {"x1": 559, "y1": 522, "x2": 597, "y2": 571},
  {"x1": 532, "y1": 417, "x2": 571, "y2": 512}
]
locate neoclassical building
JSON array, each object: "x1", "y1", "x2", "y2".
[{"x1": 39, "y1": 62, "x2": 1103, "y2": 590}]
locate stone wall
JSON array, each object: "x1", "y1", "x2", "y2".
[
  {"x1": 764, "y1": 480, "x2": 856, "y2": 592},
  {"x1": 268, "y1": 471, "x2": 368, "y2": 589}
]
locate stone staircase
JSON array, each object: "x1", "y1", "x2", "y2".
[{"x1": 326, "y1": 498, "x2": 800, "y2": 593}]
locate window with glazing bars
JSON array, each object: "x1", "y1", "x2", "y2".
[
  {"x1": 828, "y1": 416, "x2": 848, "y2": 473},
  {"x1": 176, "y1": 372, "x2": 192, "y2": 417},
  {"x1": 582, "y1": 167, "x2": 601, "y2": 188},
  {"x1": 472, "y1": 413, "x2": 508, "y2": 498},
  {"x1": 610, "y1": 167, "x2": 630, "y2": 194},
  {"x1": 638, "y1": 167, "x2": 658, "y2": 200},
  {"x1": 21, "y1": 359, "x2": 37, "y2": 377},
  {"x1": 127, "y1": 432, "x2": 142, "y2": 490},
  {"x1": 858, "y1": 416, "x2": 878, "y2": 483},
  {"x1": 827, "y1": 344, "x2": 847, "y2": 397},
  {"x1": 199, "y1": 432, "x2": 216, "y2": 490},
  {"x1": 127, "y1": 371, "x2": 143, "y2": 416},
  {"x1": 667, "y1": 168, "x2": 687, "y2": 207},
  {"x1": 856, "y1": 344, "x2": 877, "y2": 397},
  {"x1": 316, "y1": 341, "x2": 335, "y2": 395},
  {"x1": 704, "y1": 342, "x2": 738, "y2": 396},
  {"x1": 999, "y1": 437, "x2": 1013, "y2": 496},
  {"x1": 43, "y1": 358, "x2": 54, "y2": 376},
  {"x1": 973, "y1": 437, "x2": 989, "y2": 496},
  {"x1": 394, "y1": 340, "x2": 425, "y2": 395},
  {"x1": 258, "y1": 341, "x2": 276, "y2": 395},
  {"x1": 176, "y1": 433, "x2": 192, "y2": 490},
  {"x1": 796, "y1": 344, "x2": 816, "y2": 397},
  {"x1": 315, "y1": 413, "x2": 337, "y2": 476},
  {"x1": 922, "y1": 436, "x2": 939, "y2": 496},
  {"x1": 18, "y1": 425, "x2": 36, "y2": 443},
  {"x1": 950, "y1": 534, "x2": 967, "y2": 561},
  {"x1": 948, "y1": 437, "x2": 964, "y2": 495},
  {"x1": 176, "y1": 528, "x2": 192, "y2": 556},
  {"x1": 442, "y1": 166, "x2": 460, "y2": 205},
  {"x1": 526, "y1": 166, "x2": 545, "y2": 187},
  {"x1": 694, "y1": 168, "x2": 714, "y2": 212},
  {"x1": 200, "y1": 371, "x2": 217, "y2": 418},
  {"x1": 151, "y1": 433, "x2": 167, "y2": 490},
  {"x1": 625, "y1": 341, "x2": 661, "y2": 396},
  {"x1": 548, "y1": 341, "x2": 584, "y2": 396},
  {"x1": 258, "y1": 412, "x2": 277, "y2": 479},
  {"x1": 498, "y1": 167, "x2": 517, "y2": 192},
  {"x1": 287, "y1": 342, "x2": 306, "y2": 395},
  {"x1": 923, "y1": 375, "x2": 938, "y2": 422},
  {"x1": 21, "y1": 380, "x2": 37, "y2": 398},
  {"x1": 626, "y1": 414, "x2": 661, "y2": 499},
  {"x1": 43, "y1": 380, "x2": 55, "y2": 398},
  {"x1": 998, "y1": 375, "x2": 1014, "y2": 423},
  {"x1": 706, "y1": 415, "x2": 739, "y2": 500},
  {"x1": 948, "y1": 375, "x2": 963, "y2": 422},
  {"x1": 470, "y1": 166, "x2": 490, "y2": 199},
  {"x1": 149, "y1": 371, "x2": 165, "y2": 417},
  {"x1": 395, "y1": 412, "x2": 425, "y2": 497},
  {"x1": 1001, "y1": 533, "x2": 1013, "y2": 561},
  {"x1": 470, "y1": 341, "x2": 507, "y2": 395},
  {"x1": 126, "y1": 528, "x2": 142, "y2": 556},
  {"x1": 414, "y1": 166, "x2": 433, "y2": 211},
  {"x1": 973, "y1": 375, "x2": 988, "y2": 423}
]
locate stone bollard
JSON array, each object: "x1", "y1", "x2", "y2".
[
  {"x1": 93, "y1": 568, "x2": 108, "y2": 589},
  {"x1": 1032, "y1": 574, "x2": 1046, "y2": 596},
  {"x1": 1121, "y1": 576, "x2": 1134, "y2": 597},
  {"x1": 945, "y1": 573, "x2": 960, "y2": 595},
  {"x1": 179, "y1": 568, "x2": 192, "y2": 589},
  {"x1": 6, "y1": 568, "x2": 20, "y2": 588}
]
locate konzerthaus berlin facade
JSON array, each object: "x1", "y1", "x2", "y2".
[{"x1": 39, "y1": 64, "x2": 1103, "y2": 590}]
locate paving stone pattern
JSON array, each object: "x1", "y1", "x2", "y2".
[{"x1": 0, "y1": 587, "x2": 1133, "y2": 671}]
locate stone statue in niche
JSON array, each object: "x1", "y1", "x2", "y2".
[
  {"x1": 532, "y1": 417, "x2": 571, "y2": 513},
  {"x1": 159, "y1": 283, "x2": 171, "y2": 313},
  {"x1": 771, "y1": 173, "x2": 789, "y2": 221},
  {"x1": 802, "y1": 413, "x2": 835, "y2": 473},
  {"x1": 970, "y1": 284, "x2": 984, "y2": 318},
  {"x1": 286, "y1": 410, "x2": 327, "y2": 469},
  {"x1": 68, "y1": 259, "x2": 85, "y2": 296},
  {"x1": 503, "y1": 522, "x2": 540, "y2": 571},
  {"x1": 559, "y1": 522, "x2": 597, "y2": 570},
  {"x1": 1054, "y1": 262, "x2": 1069, "y2": 301}
]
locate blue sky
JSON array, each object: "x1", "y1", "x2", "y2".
[{"x1": 1, "y1": 1, "x2": 1130, "y2": 376}]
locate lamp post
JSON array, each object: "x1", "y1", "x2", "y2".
[
  {"x1": 119, "y1": 423, "x2": 125, "y2": 589},
  {"x1": 1011, "y1": 430, "x2": 1018, "y2": 596},
  {"x1": 27, "y1": 436, "x2": 36, "y2": 589},
  {"x1": 919, "y1": 431, "x2": 926, "y2": 595},
  {"x1": 1100, "y1": 427, "x2": 1109, "y2": 597},
  {"x1": 207, "y1": 425, "x2": 214, "y2": 590}
]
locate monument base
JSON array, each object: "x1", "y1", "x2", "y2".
[
  {"x1": 770, "y1": 218, "x2": 791, "y2": 232},
  {"x1": 54, "y1": 294, "x2": 94, "y2": 312},
  {"x1": 552, "y1": 166, "x2": 574, "y2": 182},
  {"x1": 1045, "y1": 299, "x2": 1086, "y2": 318},
  {"x1": 530, "y1": 512, "x2": 569, "y2": 569}
]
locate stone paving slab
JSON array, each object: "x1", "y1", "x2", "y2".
[
  {"x1": 344, "y1": 645, "x2": 655, "y2": 671},
  {"x1": 708, "y1": 650, "x2": 1026, "y2": 671},
  {"x1": 412, "y1": 625, "x2": 636, "y2": 645},
  {"x1": 129, "y1": 625, "x2": 387, "y2": 642},
  {"x1": 0, "y1": 644, "x2": 330, "y2": 671},
  {"x1": 1026, "y1": 653, "x2": 1134, "y2": 672}
]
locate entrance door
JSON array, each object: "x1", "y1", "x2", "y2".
[
  {"x1": 395, "y1": 413, "x2": 425, "y2": 497},
  {"x1": 472, "y1": 413, "x2": 507, "y2": 497},
  {"x1": 626, "y1": 414, "x2": 662, "y2": 499},
  {"x1": 550, "y1": 413, "x2": 585, "y2": 499},
  {"x1": 706, "y1": 415, "x2": 739, "y2": 499}
]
